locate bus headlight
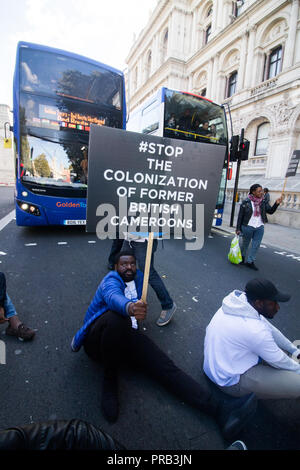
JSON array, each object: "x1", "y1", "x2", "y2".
[{"x1": 17, "y1": 200, "x2": 41, "y2": 216}]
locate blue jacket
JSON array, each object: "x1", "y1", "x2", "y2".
[{"x1": 71, "y1": 270, "x2": 144, "y2": 351}]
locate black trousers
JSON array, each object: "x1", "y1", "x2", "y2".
[{"x1": 83, "y1": 311, "x2": 217, "y2": 417}]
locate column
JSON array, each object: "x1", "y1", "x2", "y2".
[
  {"x1": 206, "y1": 58, "x2": 214, "y2": 98},
  {"x1": 251, "y1": 48, "x2": 264, "y2": 88},
  {"x1": 170, "y1": 9, "x2": 179, "y2": 57},
  {"x1": 210, "y1": 53, "x2": 220, "y2": 102},
  {"x1": 211, "y1": 0, "x2": 219, "y2": 35},
  {"x1": 244, "y1": 26, "x2": 257, "y2": 88},
  {"x1": 237, "y1": 33, "x2": 248, "y2": 91},
  {"x1": 190, "y1": 11, "x2": 197, "y2": 55},
  {"x1": 216, "y1": 0, "x2": 225, "y2": 31},
  {"x1": 222, "y1": 1, "x2": 232, "y2": 29},
  {"x1": 283, "y1": 0, "x2": 299, "y2": 68}
]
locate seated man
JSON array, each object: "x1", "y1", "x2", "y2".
[
  {"x1": 71, "y1": 251, "x2": 257, "y2": 440},
  {"x1": 0, "y1": 272, "x2": 35, "y2": 341},
  {"x1": 204, "y1": 278, "x2": 300, "y2": 399}
]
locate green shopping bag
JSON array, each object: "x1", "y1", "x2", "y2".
[{"x1": 228, "y1": 235, "x2": 242, "y2": 264}]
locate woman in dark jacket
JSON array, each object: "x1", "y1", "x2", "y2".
[{"x1": 236, "y1": 184, "x2": 282, "y2": 270}]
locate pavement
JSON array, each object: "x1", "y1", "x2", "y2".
[{"x1": 214, "y1": 201, "x2": 300, "y2": 256}]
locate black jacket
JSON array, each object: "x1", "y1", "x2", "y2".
[
  {"x1": 0, "y1": 419, "x2": 124, "y2": 450},
  {"x1": 236, "y1": 197, "x2": 279, "y2": 232}
]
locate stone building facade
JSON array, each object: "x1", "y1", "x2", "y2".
[
  {"x1": 0, "y1": 104, "x2": 14, "y2": 186},
  {"x1": 126, "y1": 0, "x2": 300, "y2": 227}
]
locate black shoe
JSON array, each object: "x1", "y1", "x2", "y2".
[
  {"x1": 101, "y1": 370, "x2": 119, "y2": 423},
  {"x1": 216, "y1": 393, "x2": 257, "y2": 441},
  {"x1": 240, "y1": 256, "x2": 245, "y2": 265},
  {"x1": 245, "y1": 262, "x2": 258, "y2": 271}
]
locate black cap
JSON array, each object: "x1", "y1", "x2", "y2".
[{"x1": 245, "y1": 278, "x2": 291, "y2": 303}]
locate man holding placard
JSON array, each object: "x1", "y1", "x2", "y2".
[{"x1": 71, "y1": 251, "x2": 257, "y2": 440}]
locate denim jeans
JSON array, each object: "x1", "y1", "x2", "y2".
[
  {"x1": 241, "y1": 224, "x2": 264, "y2": 263},
  {"x1": 3, "y1": 294, "x2": 17, "y2": 319},
  {"x1": 122, "y1": 239, "x2": 173, "y2": 310}
]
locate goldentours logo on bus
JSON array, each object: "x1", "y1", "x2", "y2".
[{"x1": 56, "y1": 202, "x2": 87, "y2": 208}]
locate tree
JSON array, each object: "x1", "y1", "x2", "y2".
[{"x1": 33, "y1": 153, "x2": 51, "y2": 177}]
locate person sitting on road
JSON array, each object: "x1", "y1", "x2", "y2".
[
  {"x1": 0, "y1": 272, "x2": 35, "y2": 341},
  {"x1": 71, "y1": 250, "x2": 257, "y2": 440},
  {"x1": 203, "y1": 278, "x2": 300, "y2": 399}
]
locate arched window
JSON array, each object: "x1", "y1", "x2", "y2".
[
  {"x1": 255, "y1": 122, "x2": 270, "y2": 155},
  {"x1": 267, "y1": 46, "x2": 282, "y2": 79},
  {"x1": 226, "y1": 71, "x2": 238, "y2": 97},
  {"x1": 205, "y1": 24, "x2": 211, "y2": 44}
]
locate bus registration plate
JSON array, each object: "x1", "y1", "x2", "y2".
[{"x1": 63, "y1": 220, "x2": 86, "y2": 225}]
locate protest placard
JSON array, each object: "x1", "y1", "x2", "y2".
[
  {"x1": 285, "y1": 150, "x2": 300, "y2": 178},
  {"x1": 86, "y1": 125, "x2": 226, "y2": 250}
]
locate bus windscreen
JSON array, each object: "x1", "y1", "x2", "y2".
[
  {"x1": 164, "y1": 89, "x2": 228, "y2": 145},
  {"x1": 20, "y1": 48, "x2": 122, "y2": 108},
  {"x1": 20, "y1": 134, "x2": 88, "y2": 190}
]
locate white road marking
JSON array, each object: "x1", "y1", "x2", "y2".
[
  {"x1": 25, "y1": 243, "x2": 37, "y2": 247},
  {"x1": 274, "y1": 251, "x2": 300, "y2": 261},
  {"x1": 0, "y1": 210, "x2": 15, "y2": 232},
  {"x1": 57, "y1": 242, "x2": 67, "y2": 245},
  {"x1": 0, "y1": 251, "x2": 7, "y2": 255},
  {"x1": 88, "y1": 241, "x2": 96, "y2": 244}
]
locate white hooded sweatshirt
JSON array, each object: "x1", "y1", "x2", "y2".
[{"x1": 203, "y1": 290, "x2": 300, "y2": 387}]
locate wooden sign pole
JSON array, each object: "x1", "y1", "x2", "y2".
[
  {"x1": 141, "y1": 232, "x2": 154, "y2": 303},
  {"x1": 281, "y1": 177, "x2": 287, "y2": 197}
]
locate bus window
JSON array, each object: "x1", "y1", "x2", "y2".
[
  {"x1": 20, "y1": 135, "x2": 88, "y2": 189},
  {"x1": 141, "y1": 99, "x2": 159, "y2": 134},
  {"x1": 20, "y1": 48, "x2": 123, "y2": 109},
  {"x1": 164, "y1": 89, "x2": 228, "y2": 145}
]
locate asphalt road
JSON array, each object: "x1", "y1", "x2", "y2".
[{"x1": 0, "y1": 188, "x2": 299, "y2": 450}]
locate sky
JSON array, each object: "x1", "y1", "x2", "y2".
[{"x1": 1, "y1": 0, "x2": 158, "y2": 107}]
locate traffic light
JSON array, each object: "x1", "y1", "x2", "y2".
[
  {"x1": 229, "y1": 135, "x2": 239, "y2": 162},
  {"x1": 239, "y1": 140, "x2": 250, "y2": 160}
]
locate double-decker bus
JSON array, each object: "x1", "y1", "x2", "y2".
[
  {"x1": 13, "y1": 42, "x2": 126, "y2": 226},
  {"x1": 127, "y1": 87, "x2": 229, "y2": 226}
]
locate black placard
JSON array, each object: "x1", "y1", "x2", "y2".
[
  {"x1": 86, "y1": 125, "x2": 226, "y2": 245},
  {"x1": 286, "y1": 150, "x2": 300, "y2": 177}
]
